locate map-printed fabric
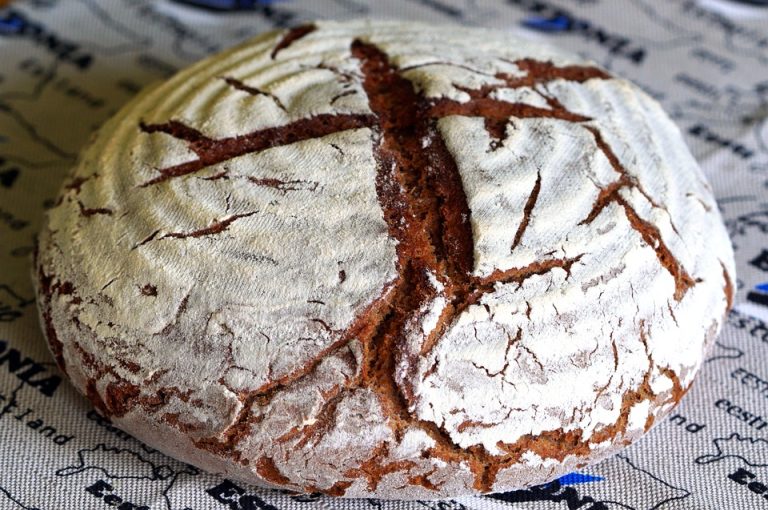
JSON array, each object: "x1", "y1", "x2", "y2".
[{"x1": 1, "y1": 1, "x2": 767, "y2": 508}]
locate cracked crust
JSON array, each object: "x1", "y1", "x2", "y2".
[{"x1": 34, "y1": 21, "x2": 735, "y2": 499}]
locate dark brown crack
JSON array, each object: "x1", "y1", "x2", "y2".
[
  {"x1": 103, "y1": 377, "x2": 193, "y2": 418},
  {"x1": 185, "y1": 39, "x2": 485, "y2": 492},
  {"x1": 276, "y1": 387, "x2": 345, "y2": 448},
  {"x1": 659, "y1": 367, "x2": 685, "y2": 404},
  {"x1": 271, "y1": 24, "x2": 316, "y2": 59},
  {"x1": 510, "y1": 171, "x2": 541, "y2": 252},
  {"x1": 132, "y1": 230, "x2": 160, "y2": 250},
  {"x1": 444, "y1": 59, "x2": 609, "y2": 107},
  {"x1": 417, "y1": 256, "x2": 581, "y2": 361},
  {"x1": 343, "y1": 443, "x2": 417, "y2": 492},
  {"x1": 140, "y1": 284, "x2": 158, "y2": 297},
  {"x1": 350, "y1": 47, "x2": 683, "y2": 484},
  {"x1": 426, "y1": 116, "x2": 476, "y2": 279},
  {"x1": 503, "y1": 59, "x2": 610, "y2": 88},
  {"x1": 581, "y1": 180, "x2": 624, "y2": 225},
  {"x1": 359, "y1": 267, "x2": 436, "y2": 431},
  {"x1": 72, "y1": 341, "x2": 102, "y2": 375},
  {"x1": 308, "y1": 480, "x2": 353, "y2": 496},
  {"x1": 594, "y1": 389, "x2": 654, "y2": 442},
  {"x1": 638, "y1": 321, "x2": 654, "y2": 377},
  {"x1": 162, "y1": 412, "x2": 201, "y2": 433},
  {"x1": 118, "y1": 359, "x2": 142, "y2": 374},
  {"x1": 64, "y1": 173, "x2": 98, "y2": 194},
  {"x1": 667, "y1": 302, "x2": 679, "y2": 327},
  {"x1": 85, "y1": 379, "x2": 110, "y2": 416},
  {"x1": 352, "y1": 39, "x2": 473, "y2": 280},
  {"x1": 423, "y1": 59, "x2": 607, "y2": 144},
  {"x1": 65, "y1": 176, "x2": 88, "y2": 193},
  {"x1": 193, "y1": 393, "x2": 266, "y2": 465},
  {"x1": 578, "y1": 126, "x2": 694, "y2": 301},
  {"x1": 310, "y1": 318, "x2": 334, "y2": 334},
  {"x1": 139, "y1": 120, "x2": 209, "y2": 145},
  {"x1": 200, "y1": 172, "x2": 319, "y2": 192},
  {"x1": 314, "y1": 63, "x2": 361, "y2": 83},
  {"x1": 223, "y1": 77, "x2": 287, "y2": 111},
  {"x1": 247, "y1": 177, "x2": 318, "y2": 192},
  {"x1": 103, "y1": 381, "x2": 142, "y2": 416},
  {"x1": 620, "y1": 197, "x2": 693, "y2": 301},
  {"x1": 160, "y1": 293, "x2": 191, "y2": 336},
  {"x1": 257, "y1": 457, "x2": 293, "y2": 486},
  {"x1": 429, "y1": 97, "x2": 590, "y2": 142},
  {"x1": 474, "y1": 255, "x2": 582, "y2": 290},
  {"x1": 76, "y1": 341, "x2": 197, "y2": 419},
  {"x1": 78, "y1": 201, "x2": 113, "y2": 217},
  {"x1": 100, "y1": 278, "x2": 118, "y2": 292},
  {"x1": 407, "y1": 469, "x2": 441, "y2": 491},
  {"x1": 582, "y1": 126, "x2": 661, "y2": 210},
  {"x1": 349, "y1": 41, "x2": 515, "y2": 491},
  {"x1": 139, "y1": 113, "x2": 376, "y2": 186},
  {"x1": 721, "y1": 262, "x2": 734, "y2": 312},
  {"x1": 456, "y1": 405, "x2": 523, "y2": 436},
  {"x1": 468, "y1": 329, "x2": 521, "y2": 380},
  {"x1": 250, "y1": 281, "x2": 396, "y2": 398},
  {"x1": 330, "y1": 90, "x2": 357, "y2": 104},
  {"x1": 161, "y1": 212, "x2": 257, "y2": 240}
]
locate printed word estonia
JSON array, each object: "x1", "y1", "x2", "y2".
[
  {"x1": 86, "y1": 480, "x2": 149, "y2": 510},
  {"x1": 0, "y1": 339, "x2": 61, "y2": 397},
  {"x1": 207, "y1": 479, "x2": 279, "y2": 510},
  {"x1": 727, "y1": 311, "x2": 768, "y2": 345},
  {"x1": 732, "y1": 367, "x2": 768, "y2": 399},
  {"x1": 715, "y1": 398, "x2": 768, "y2": 432},
  {"x1": 728, "y1": 468, "x2": 768, "y2": 503}
]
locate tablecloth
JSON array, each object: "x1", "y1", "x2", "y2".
[{"x1": 1, "y1": 0, "x2": 767, "y2": 508}]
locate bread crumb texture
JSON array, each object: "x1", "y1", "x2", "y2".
[{"x1": 35, "y1": 21, "x2": 735, "y2": 499}]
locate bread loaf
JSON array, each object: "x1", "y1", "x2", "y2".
[{"x1": 35, "y1": 20, "x2": 735, "y2": 499}]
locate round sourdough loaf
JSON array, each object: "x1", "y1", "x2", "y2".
[{"x1": 35, "y1": 20, "x2": 735, "y2": 499}]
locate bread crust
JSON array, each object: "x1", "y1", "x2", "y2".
[{"x1": 35, "y1": 20, "x2": 735, "y2": 499}]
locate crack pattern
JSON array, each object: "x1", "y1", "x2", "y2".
[
  {"x1": 138, "y1": 113, "x2": 375, "y2": 187},
  {"x1": 52, "y1": 26, "x2": 719, "y2": 499},
  {"x1": 511, "y1": 171, "x2": 541, "y2": 252},
  {"x1": 271, "y1": 24, "x2": 316, "y2": 59},
  {"x1": 160, "y1": 212, "x2": 257, "y2": 240},
  {"x1": 223, "y1": 77, "x2": 287, "y2": 111},
  {"x1": 137, "y1": 36, "x2": 695, "y2": 493},
  {"x1": 578, "y1": 127, "x2": 694, "y2": 301}
]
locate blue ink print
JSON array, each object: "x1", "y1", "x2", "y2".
[
  {"x1": 522, "y1": 14, "x2": 571, "y2": 33},
  {"x1": 558, "y1": 472, "x2": 604, "y2": 486},
  {"x1": 0, "y1": 12, "x2": 25, "y2": 35},
  {"x1": 748, "y1": 282, "x2": 768, "y2": 307}
]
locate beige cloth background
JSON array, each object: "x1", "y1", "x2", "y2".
[{"x1": 1, "y1": 0, "x2": 767, "y2": 508}]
